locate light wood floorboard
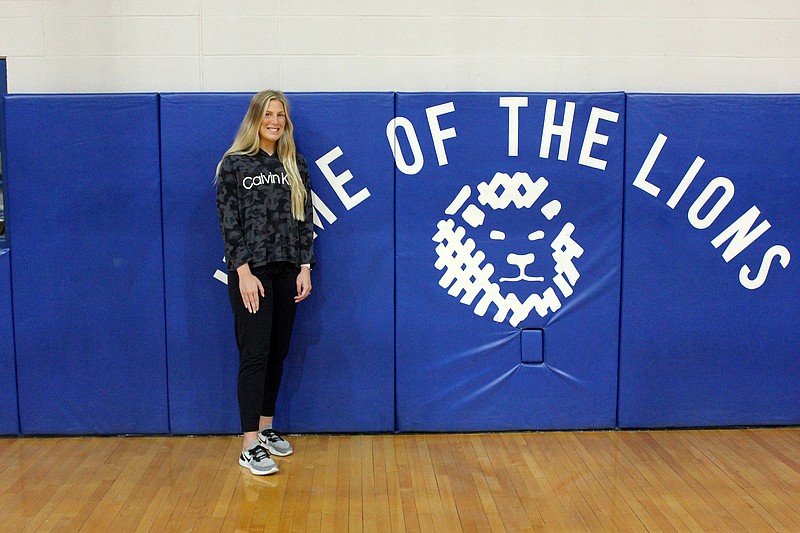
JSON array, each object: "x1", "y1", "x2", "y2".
[{"x1": 0, "y1": 428, "x2": 798, "y2": 532}]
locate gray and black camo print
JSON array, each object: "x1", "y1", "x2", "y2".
[{"x1": 216, "y1": 150, "x2": 315, "y2": 271}]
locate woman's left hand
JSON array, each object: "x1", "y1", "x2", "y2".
[{"x1": 294, "y1": 266, "x2": 312, "y2": 303}]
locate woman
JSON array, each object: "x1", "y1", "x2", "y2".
[{"x1": 216, "y1": 90, "x2": 315, "y2": 475}]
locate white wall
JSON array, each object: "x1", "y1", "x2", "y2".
[{"x1": 1, "y1": 0, "x2": 799, "y2": 93}]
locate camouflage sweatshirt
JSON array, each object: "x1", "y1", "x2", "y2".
[{"x1": 216, "y1": 149, "x2": 315, "y2": 271}]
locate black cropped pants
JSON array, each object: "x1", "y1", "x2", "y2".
[{"x1": 227, "y1": 262, "x2": 299, "y2": 433}]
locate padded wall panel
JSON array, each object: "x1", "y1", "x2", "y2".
[
  {"x1": 160, "y1": 94, "x2": 249, "y2": 434},
  {"x1": 5, "y1": 95, "x2": 168, "y2": 434},
  {"x1": 0, "y1": 61, "x2": 14, "y2": 435},
  {"x1": 161, "y1": 93, "x2": 395, "y2": 433},
  {"x1": 619, "y1": 95, "x2": 800, "y2": 427},
  {"x1": 0, "y1": 250, "x2": 19, "y2": 434},
  {"x1": 395, "y1": 93, "x2": 625, "y2": 431}
]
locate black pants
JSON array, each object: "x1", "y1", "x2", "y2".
[{"x1": 228, "y1": 262, "x2": 299, "y2": 433}]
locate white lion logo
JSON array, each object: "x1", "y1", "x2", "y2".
[{"x1": 432, "y1": 171, "x2": 584, "y2": 327}]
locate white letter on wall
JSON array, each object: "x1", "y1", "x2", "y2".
[
  {"x1": 739, "y1": 245, "x2": 791, "y2": 290},
  {"x1": 426, "y1": 102, "x2": 457, "y2": 166},
  {"x1": 687, "y1": 177, "x2": 735, "y2": 230},
  {"x1": 315, "y1": 146, "x2": 370, "y2": 211},
  {"x1": 387, "y1": 117, "x2": 424, "y2": 175},
  {"x1": 311, "y1": 190, "x2": 337, "y2": 230},
  {"x1": 666, "y1": 156, "x2": 705, "y2": 209},
  {"x1": 499, "y1": 96, "x2": 528, "y2": 157},
  {"x1": 540, "y1": 99, "x2": 575, "y2": 161},
  {"x1": 711, "y1": 205, "x2": 772, "y2": 262},
  {"x1": 578, "y1": 107, "x2": 619, "y2": 170},
  {"x1": 632, "y1": 134, "x2": 667, "y2": 198}
]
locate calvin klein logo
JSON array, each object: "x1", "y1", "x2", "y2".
[{"x1": 243, "y1": 172, "x2": 289, "y2": 189}]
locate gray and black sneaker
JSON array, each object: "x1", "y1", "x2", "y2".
[
  {"x1": 258, "y1": 428, "x2": 294, "y2": 456},
  {"x1": 239, "y1": 442, "x2": 278, "y2": 475}
]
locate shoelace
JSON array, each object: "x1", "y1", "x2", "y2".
[
  {"x1": 249, "y1": 444, "x2": 270, "y2": 461},
  {"x1": 263, "y1": 430, "x2": 284, "y2": 443}
]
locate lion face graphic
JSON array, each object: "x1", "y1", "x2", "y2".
[{"x1": 433, "y1": 171, "x2": 584, "y2": 327}]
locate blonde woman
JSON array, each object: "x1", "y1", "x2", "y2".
[{"x1": 216, "y1": 90, "x2": 314, "y2": 475}]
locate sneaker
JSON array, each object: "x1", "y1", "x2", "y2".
[
  {"x1": 258, "y1": 428, "x2": 294, "y2": 456},
  {"x1": 239, "y1": 442, "x2": 278, "y2": 475}
]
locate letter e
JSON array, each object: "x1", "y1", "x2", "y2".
[
  {"x1": 578, "y1": 107, "x2": 619, "y2": 171},
  {"x1": 315, "y1": 146, "x2": 370, "y2": 211}
]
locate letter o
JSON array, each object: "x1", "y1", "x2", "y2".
[
  {"x1": 387, "y1": 117, "x2": 424, "y2": 175},
  {"x1": 688, "y1": 176, "x2": 735, "y2": 229}
]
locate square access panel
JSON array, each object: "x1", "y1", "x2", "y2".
[{"x1": 521, "y1": 329, "x2": 543, "y2": 364}]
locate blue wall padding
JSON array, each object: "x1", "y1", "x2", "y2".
[
  {"x1": 0, "y1": 61, "x2": 13, "y2": 435},
  {"x1": 395, "y1": 93, "x2": 625, "y2": 431},
  {"x1": 619, "y1": 95, "x2": 800, "y2": 428},
  {"x1": 4, "y1": 95, "x2": 169, "y2": 434},
  {"x1": 0, "y1": 250, "x2": 19, "y2": 434},
  {"x1": 278, "y1": 93, "x2": 395, "y2": 432},
  {"x1": 4, "y1": 90, "x2": 800, "y2": 435},
  {"x1": 160, "y1": 93, "x2": 396, "y2": 433},
  {"x1": 159, "y1": 93, "x2": 249, "y2": 434}
]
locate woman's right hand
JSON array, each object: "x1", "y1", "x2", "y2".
[{"x1": 237, "y1": 264, "x2": 265, "y2": 313}]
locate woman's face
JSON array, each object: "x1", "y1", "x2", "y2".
[{"x1": 258, "y1": 99, "x2": 286, "y2": 152}]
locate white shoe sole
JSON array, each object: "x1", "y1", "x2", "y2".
[
  {"x1": 239, "y1": 458, "x2": 279, "y2": 476},
  {"x1": 265, "y1": 445, "x2": 293, "y2": 457},
  {"x1": 258, "y1": 435, "x2": 294, "y2": 456}
]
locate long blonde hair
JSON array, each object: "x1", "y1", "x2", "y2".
[{"x1": 215, "y1": 90, "x2": 307, "y2": 221}]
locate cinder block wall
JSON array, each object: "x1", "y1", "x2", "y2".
[{"x1": 1, "y1": 0, "x2": 799, "y2": 93}]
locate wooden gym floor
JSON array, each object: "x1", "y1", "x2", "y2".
[{"x1": 1, "y1": 428, "x2": 798, "y2": 532}]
